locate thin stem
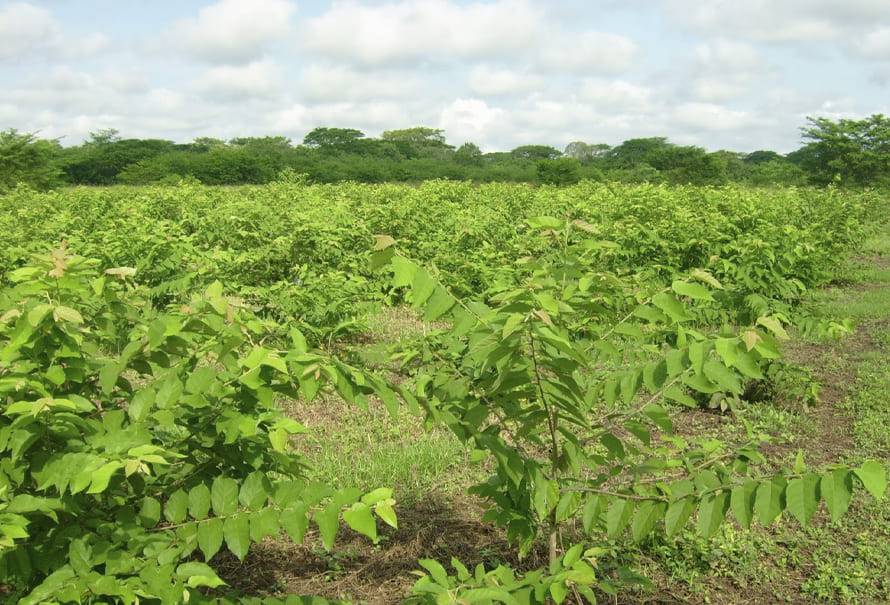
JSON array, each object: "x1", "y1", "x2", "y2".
[{"x1": 529, "y1": 328, "x2": 561, "y2": 565}]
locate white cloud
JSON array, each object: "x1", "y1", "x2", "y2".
[
  {"x1": 2, "y1": 0, "x2": 887, "y2": 153},
  {"x1": 0, "y1": 2, "x2": 108, "y2": 61},
  {"x1": 0, "y1": 3, "x2": 60, "y2": 60},
  {"x1": 70, "y1": 32, "x2": 111, "y2": 57},
  {"x1": 300, "y1": 65, "x2": 422, "y2": 102},
  {"x1": 687, "y1": 38, "x2": 773, "y2": 102},
  {"x1": 667, "y1": 0, "x2": 889, "y2": 45},
  {"x1": 467, "y1": 66, "x2": 543, "y2": 97},
  {"x1": 695, "y1": 38, "x2": 764, "y2": 72},
  {"x1": 195, "y1": 60, "x2": 284, "y2": 100},
  {"x1": 302, "y1": 0, "x2": 545, "y2": 65},
  {"x1": 271, "y1": 101, "x2": 421, "y2": 138},
  {"x1": 579, "y1": 79, "x2": 654, "y2": 110},
  {"x1": 539, "y1": 31, "x2": 640, "y2": 74},
  {"x1": 172, "y1": 0, "x2": 296, "y2": 63},
  {"x1": 690, "y1": 78, "x2": 749, "y2": 102},
  {"x1": 672, "y1": 102, "x2": 762, "y2": 131},
  {"x1": 439, "y1": 98, "x2": 505, "y2": 147},
  {"x1": 666, "y1": 0, "x2": 837, "y2": 42},
  {"x1": 854, "y1": 27, "x2": 890, "y2": 60}
]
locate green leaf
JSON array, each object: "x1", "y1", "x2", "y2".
[
  {"x1": 197, "y1": 518, "x2": 224, "y2": 560},
  {"x1": 177, "y1": 562, "x2": 226, "y2": 589},
  {"x1": 821, "y1": 469, "x2": 853, "y2": 522},
  {"x1": 643, "y1": 404, "x2": 673, "y2": 433},
  {"x1": 281, "y1": 503, "x2": 309, "y2": 543},
  {"x1": 139, "y1": 497, "x2": 162, "y2": 528},
  {"x1": 98, "y1": 363, "x2": 121, "y2": 395},
  {"x1": 631, "y1": 501, "x2": 665, "y2": 543},
  {"x1": 128, "y1": 389, "x2": 155, "y2": 423},
  {"x1": 211, "y1": 477, "x2": 239, "y2": 516},
  {"x1": 189, "y1": 484, "x2": 211, "y2": 520},
  {"x1": 550, "y1": 580, "x2": 568, "y2": 604},
  {"x1": 424, "y1": 286, "x2": 455, "y2": 321},
  {"x1": 343, "y1": 503, "x2": 378, "y2": 542},
  {"x1": 53, "y1": 306, "x2": 84, "y2": 324},
  {"x1": 185, "y1": 366, "x2": 216, "y2": 394},
  {"x1": 652, "y1": 292, "x2": 692, "y2": 323},
  {"x1": 502, "y1": 313, "x2": 525, "y2": 338},
  {"x1": 315, "y1": 501, "x2": 341, "y2": 551},
  {"x1": 664, "y1": 498, "x2": 695, "y2": 538},
  {"x1": 757, "y1": 316, "x2": 789, "y2": 340},
  {"x1": 690, "y1": 269, "x2": 722, "y2": 289},
  {"x1": 87, "y1": 462, "x2": 122, "y2": 494},
  {"x1": 390, "y1": 255, "x2": 417, "y2": 288},
  {"x1": 370, "y1": 247, "x2": 395, "y2": 270},
  {"x1": 730, "y1": 480, "x2": 757, "y2": 529},
  {"x1": 223, "y1": 513, "x2": 250, "y2": 560},
  {"x1": 249, "y1": 508, "x2": 280, "y2": 542},
  {"x1": 68, "y1": 539, "x2": 92, "y2": 576},
  {"x1": 164, "y1": 490, "x2": 189, "y2": 524},
  {"x1": 418, "y1": 559, "x2": 450, "y2": 586},
  {"x1": 663, "y1": 385, "x2": 697, "y2": 407},
  {"x1": 643, "y1": 360, "x2": 668, "y2": 392},
  {"x1": 527, "y1": 216, "x2": 564, "y2": 229},
  {"x1": 375, "y1": 502, "x2": 398, "y2": 529},
  {"x1": 238, "y1": 471, "x2": 270, "y2": 511},
  {"x1": 672, "y1": 280, "x2": 714, "y2": 301},
  {"x1": 600, "y1": 433, "x2": 626, "y2": 460},
  {"x1": 269, "y1": 428, "x2": 289, "y2": 453},
  {"x1": 27, "y1": 304, "x2": 52, "y2": 327},
  {"x1": 105, "y1": 266, "x2": 137, "y2": 278},
  {"x1": 714, "y1": 338, "x2": 738, "y2": 366},
  {"x1": 620, "y1": 370, "x2": 643, "y2": 404},
  {"x1": 411, "y1": 269, "x2": 437, "y2": 308},
  {"x1": 361, "y1": 487, "x2": 394, "y2": 506},
  {"x1": 786, "y1": 474, "x2": 820, "y2": 526},
  {"x1": 703, "y1": 360, "x2": 742, "y2": 394},
  {"x1": 373, "y1": 234, "x2": 396, "y2": 250},
  {"x1": 697, "y1": 492, "x2": 729, "y2": 538},
  {"x1": 581, "y1": 495, "x2": 602, "y2": 534},
  {"x1": 732, "y1": 350, "x2": 764, "y2": 380},
  {"x1": 754, "y1": 477, "x2": 787, "y2": 525},
  {"x1": 854, "y1": 461, "x2": 886, "y2": 500},
  {"x1": 606, "y1": 498, "x2": 634, "y2": 538}
]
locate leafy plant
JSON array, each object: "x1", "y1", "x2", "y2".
[
  {"x1": 0, "y1": 246, "x2": 396, "y2": 603},
  {"x1": 376, "y1": 220, "x2": 886, "y2": 601}
]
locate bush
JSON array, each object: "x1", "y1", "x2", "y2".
[
  {"x1": 536, "y1": 158, "x2": 582, "y2": 186},
  {"x1": 0, "y1": 245, "x2": 396, "y2": 603}
]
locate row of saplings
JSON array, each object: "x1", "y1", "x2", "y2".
[{"x1": 0, "y1": 233, "x2": 885, "y2": 604}]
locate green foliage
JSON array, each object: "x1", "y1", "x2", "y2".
[
  {"x1": 5, "y1": 116, "x2": 889, "y2": 186},
  {"x1": 0, "y1": 129, "x2": 64, "y2": 192},
  {"x1": 0, "y1": 179, "x2": 885, "y2": 602},
  {"x1": 0, "y1": 246, "x2": 395, "y2": 603},
  {"x1": 536, "y1": 158, "x2": 581, "y2": 185},
  {"x1": 407, "y1": 550, "x2": 609, "y2": 604},
  {"x1": 511, "y1": 145, "x2": 562, "y2": 161},
  {"x1": 378, "y1": 215, "x2": 886, "y2": 598},
  {"x1": 796, "y1": 114, "x2": 890, "y2": 186},
  {"x1": 303, "y1": 127, "x2": 366, "y2": 151}
]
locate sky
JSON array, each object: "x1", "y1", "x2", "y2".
[{"x1": 1, "y1": 0, "x2": 889, "y2": 153}]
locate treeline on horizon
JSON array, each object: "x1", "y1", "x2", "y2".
[{"x1": 1, "y1": 114, "x2": 889, "y2": 192}]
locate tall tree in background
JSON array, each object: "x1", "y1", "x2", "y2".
[
  {"x1": 381, "y1": 127, "x2": 454, "y2": 158},
  {"x1": 0, "y1": 129, "x2": 63, "y2": 191},
  {"x1": 564, "y1": 141, "x2": 611, "y2": 162},
  {"x1": 454, "y1": 142, "x2": 483, "y2": 166},
  {"x1": 510, "y1": 145, "x2": 562, "y2": 160},
  {"x1": 61, "y1": 130, "x2": 176, "y2": 185},
  {"x1": 303, "y1": 127, "x2": 366, "y2": 151},
  {"x1": 795, "y1": 114, "x2": 890, "y2": 186}
]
